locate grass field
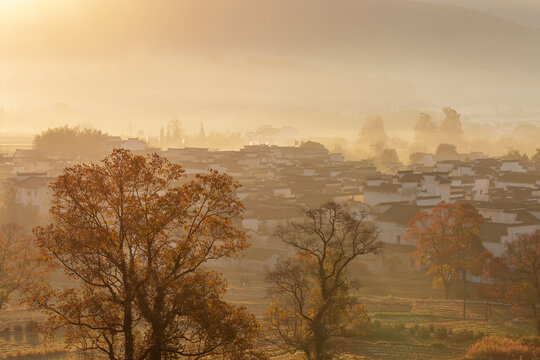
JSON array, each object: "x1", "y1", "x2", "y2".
[
  {"x1": 225, "y1": 271, "x2": 538, "y2": 360},
  {"x1": 0, "y1": 271, "x2": 537, "y2": 359}
]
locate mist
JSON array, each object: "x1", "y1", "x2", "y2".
[{"x1": 1, "y1": 0, "x2": 539, "y2": 140}]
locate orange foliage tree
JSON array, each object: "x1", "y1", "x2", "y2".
[
  {"x1": 27, "y1": 149, "x2": 263, "y2": 360},
  {"x1": 406, "y1": 203, "x2": 487, "y2": 319},
  {"x1": 265, "y1": 202, "x2": 380, "y2": 360},
  {"x1": 0, "y1": 223, "x2": 43, "y2": 310},
  {"x1": 504, "y1": 230, "x2": 540, "y2": 333}
]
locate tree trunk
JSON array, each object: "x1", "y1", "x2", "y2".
[
  {"x1": 462, "y1": 270, "x2": 467, "y2": 320},
  {"x1": 443, "y1": 283, "x2": 450, "y2": 300},
  {"x1": 313, "y1": 327, "x2": 327, "y2": 360},
  {"x1": 149, "y1": 326, "x2": 163, "y2": 360},
  {"x1": 532, "y1": 304, "x2": 540, "y2": 334},
  {"x1": 124, "y1": 300, "x2": 134, "y2": 360}
]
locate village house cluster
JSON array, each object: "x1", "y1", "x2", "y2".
[{"x1": 2, "y1": 137, "x2": 540, "y2": 275}]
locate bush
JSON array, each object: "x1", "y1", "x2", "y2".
[
  {"x1": 434, "y1": 326, "x2": 448, "y2": 340},
  {"x1": 417, "y1": 325, "x2": 431, "y2": 339},
  {"x1": 25, "y1": 321, "x2": 38, "y2": 334},
  {"x1": 464, "y1": 336, "x2": 540, "y2": 360},
  {"x1": 372, "y1": 323, "x2": 407, "y2": 340},
  {"x1": 409, "y1": 323, "x2": 420, "y2": 336},
  {"x1": 454, "y1": 329, "x2": 475, "y2": 343}
]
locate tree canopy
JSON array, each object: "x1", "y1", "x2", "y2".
[
  {"x1": 28, "y1": 149, "x2": 263, "y2": 360},
  {"x1": 406, "y1": 202, "x2": 487, "y2": 319},
  {"x1": 33, "y1": 126, "x2": 109, "y2": 159}
]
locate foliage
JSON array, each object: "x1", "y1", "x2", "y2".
[
  {"x1": 406, "y1": 203, "x2": 486, "y2": 303},
  {"x1": 0, "y1": 186, "x2": 39, "y2": 230},
  {"x1": 356, "y1": 116, "x2": 389, "y2": 155},
  {"x1": 436, "y1": 143, "x2": 458, "y2": 156},
  {"x1": 27, "y1": 149, "x2": 263, "y2": 360},
  {"x1": 371, "y1": 323, "x2": 407, "y2": 340},
  {"x1": 414, "y1": 112, "x2": 438, "y2": 148},
  {"x1": 440, "y1": 107, "x2": 463, "y2": 138},
  {"x1": 464, "y1": 336, "x2": 540, "y2": 360},
  {"x1": 0, "y1": 223, "x2": 44, "y2": 310},
  {"x1": 502, "y1": 149, "x2": 529, "y2": 163},
  {"x1": 374, "y1": 148, "x2": 401, "y2": 173},
  {"x1": 264, "y1": 202, "x2": 380, "y2": 360},
  {"x1": 33, "y1": 126, "x2": 108, "y2": 159},
  {"x1": 299, "y1": 141, "x2": 328, "y2": 153},
  {"x1": 165, "y1": 119, "x2": 183, "y2": 147},
  {"x1": 503, "y1": 230, "x2": 540, "y2": 333}
]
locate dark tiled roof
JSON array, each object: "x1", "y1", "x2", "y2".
[
  {"x1": 376, "y1": 204, "x2": 425, "y2": 225},
  {"x1": 479, "y1": 222, "x2": 508, "y2": 243},
  {"x1": 498, "y1": 173, "x2": 539, "y2": 184}
]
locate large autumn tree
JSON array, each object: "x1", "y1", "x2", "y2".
[
  {"x1": 406, "y1": 202, "x2": 487, "y2": 319},
  {"x1": 503, "y1": 230, "x2": 540, "y2": 333},
  {"x1": 265, "y1": 202, "x2": 380, "y2": 360},
  {"x1": 28, "y1": 149, "x2": 262, "y2": 360}
]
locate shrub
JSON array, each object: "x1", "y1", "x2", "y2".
[
  {"x1": 464, "y1": 336, "x2": 540, "y2": 360},
  {"x1": 13, "y1": 325, "x2": 23, "y2": 333},
  {"x1": 454, "y1": 329, "x2": 475, "y2": 343},
  {"x1": 417, "y1": 325, "x2": 431, "y2": 339},
  {"x1": 372, "y1": 323, "x2": 407, "y2": 340},
  {"x1": 434, "y1": 326, "x2": 448, "y2": 340},
  {"x1": 409, "y1": 323, "x2": 419, "y2": 336},
  {"x1": 24, "y1": 321, "x2": 38, "y2": 334}
]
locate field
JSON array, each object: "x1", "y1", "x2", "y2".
[
  {"x1": 0, "y1": 271, "x2": 536, "y2": 359},
  {"x1": 225, "y1": 271, "x2": 538, "y2": 360}
]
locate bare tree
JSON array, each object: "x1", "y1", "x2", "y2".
[{"x1": 265, "y1": 202, "x2": 380, "y2": 360}]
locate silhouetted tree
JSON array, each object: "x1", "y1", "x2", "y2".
[
  {"x1": 356, "y1": 116, "x2": 388, "y2": 154},
  {"x1": 375, "y1": 148, "x2": 400, "y2": 173},
  {"x1": 299, "y1": 141, "x2": 329, "y2": 154},
  {"x1": 33, "y1": 126, "x2": 108, "y2": 159},
  {"x1": 414, "y1": 112, "x2": 438, "y2": 145},
  {"x1": 532, "y1": 149, "x2": 540, "y2": 162},
  {"x1": 166, "y1": 119, "x2": 183, "y2": 147},
  {"x1": 409, "y1": 152, "x2": 425, "y2": 165},
  {"x1": 440, "y1": 107, "x2": 463, "y2": 137},
  {"x1": 436, "y1": 143, "x2": 458, "y2": 156},
  {"x1": 265, "y1": 202, "x2": 380, "y2": 360}
]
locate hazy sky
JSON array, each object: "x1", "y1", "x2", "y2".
[
  {"x1": 419, "y1": 0, "x2": 540, "y2": 28},
  {"x1": 0, "y1": 0, "x2": 539, "y2": 137}
]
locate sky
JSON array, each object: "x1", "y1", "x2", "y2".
[
  {"x1": 0, "y1": 0, "x2": 539, "y2": 137},
  {"x1": 418, "y1": 0, "x2": 540, "y2": 28}
]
